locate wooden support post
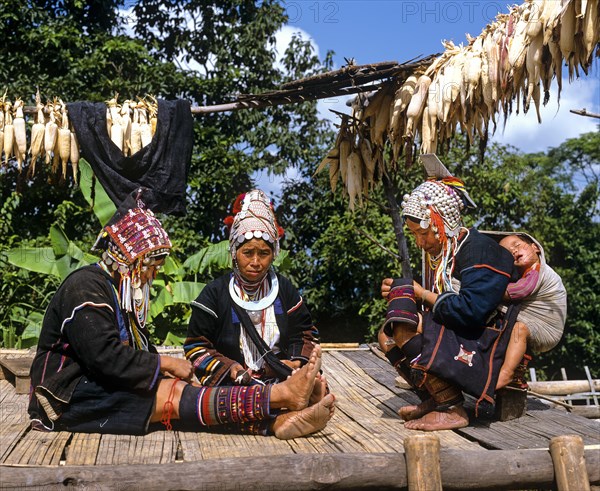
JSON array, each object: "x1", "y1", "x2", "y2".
[
  {"x1": 549, "y1": 435, "x2": 591, "y2": 491},
  {"x1": 404, "y1": 434, "x2": 442, "y2": 491},
  {"x1": 495, "y1": 387, "x2": 527, "y2": 421}
]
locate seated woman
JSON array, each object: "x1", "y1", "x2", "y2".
[
  {"x1": 380, "y1": 175, "x2": 517, "y2": 430},
  {"x1": 185, "y1": 190, "x2": 324, "y2": 392},
  {"x1": 28, "y1": 193, "x2": 334, "y2": 439}
]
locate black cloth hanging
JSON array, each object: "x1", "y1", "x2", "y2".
[{"x1": 67, "y1": 99, "x2": 193, "y2": 215}]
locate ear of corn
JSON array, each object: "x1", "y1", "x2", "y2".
[
  {"x1": 107, "y1": 96, "x2": 124, "y2": 151},
  {"x1": 44, "y1": 104, "x2": 58, "y2": 166},
  {"x1": 582, "y1": 0, "x2": 598, "y2": 61},
  {"x1": 338, "y1": 135, "x2": 351, "y2": 186},
  {"x1": 405, "y1": 75, "x2": 431, "y2": 139},
  {"x1": 346, "y1": 151, "x2": 363, "y2": 211},
  {"x1": 12, "y1": 99, "x2": 27, "y2": 172},
  {"x1": 130, "y1": 102, "x2": 142, "y2": 155},
  {"x1": 525, "y1": 31, "x2": 544, "y2": 120},
  {"x1": 70, "y1": 128, "x2": 80, "y2": 184},
  {"x1": 29, "y1": 97, "x2": 46, "y2": 177},
  {"x1": 3, "y1": 102, "x2": 14, "y2": 166},
  {"x1": 328, "y1": 157, "x2": 340, "y2": 193},
  {"x1": 139, "y1": 101, "x2": 152, "y2": 148},
  {"x1": 121, "y1": 100, "x2": 132, "y2": 156},
  {"x1": 58, "y1": 102, "x2": 71, "y2": 179}
]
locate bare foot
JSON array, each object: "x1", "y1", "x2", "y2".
[
  {"x1": 403, "y1": 405, "x2": 468, "y2": 431},
  {"x1": 398, "y1": 398, "x2": 436, "y2": 421},
  {"x1": 273, "y1": 394, "x2": 336, "y2": 440},
  {"x1": 309, "y1": 374, "x2": 328, "y2": 406},
  {"x1": 270, "y1": 345, "x2": 322, "y2": 410}
]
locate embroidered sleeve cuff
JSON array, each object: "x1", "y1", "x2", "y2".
[{"x1": 432, "y1": 291, "x2": 459, "y2": 318}]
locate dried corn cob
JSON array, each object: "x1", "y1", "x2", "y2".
[
  {"x1": 3, "y1": 102, "x2": 14, "y2": 166},
  {"x1": 29, "y1": 93, "x2": 46, "y2": 176},
  {"x1": 121, "y1": 100, "x2": 132, "y2": 156},
  {"x1": 44, "y1": 102, "x2": 58, "y2": 167},
  {"x1": 107, "y1": 96, "x2": 123, "y2": 151},
  {"x1": 70, "y1": 127, "x2": 80, "y2": 184},
  {"x1": 12, "y1": 99, "x2": 26, "y2": 172},
  {"x1": 130, "y1": 102, "x2": 142, "y2": 155},
  {"x1": 405, "y1": 75, "x2": 431, "y2": 138},
  {"x1": 58, "y1": 102, "x2": 71, "y2": 179},
  {"x1": 139, "y1": 101, "x2": 152, "y2": 148}
]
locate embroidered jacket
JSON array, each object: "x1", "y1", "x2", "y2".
[
  {"x1": 432, "y1": 228, "x2": 517, "y2": 331},
  {"x1": 28, "y1": 265, "x2": 161, "y2": 425},
  {"x1": 184, "y1": 272, "x2": 319, "y2": 386}
]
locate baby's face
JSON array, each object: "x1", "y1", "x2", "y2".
[{"x1": 500, "y1": 236, "x2": 540, "y2": 270}]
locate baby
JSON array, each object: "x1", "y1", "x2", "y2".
[{"x1": 496, "y1": 234, "x2": 567, "y2": 389}]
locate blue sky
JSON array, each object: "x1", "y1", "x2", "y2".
[{"x1": 276, "y1": 0, "x2": 599, "y2": 154}]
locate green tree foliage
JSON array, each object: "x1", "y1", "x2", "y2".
[{"x1": 0, "y1": 0, "x2": 332, "y2": 346}]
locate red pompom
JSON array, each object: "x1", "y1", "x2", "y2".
[
  {"x1": 232, "y1": 193, "x2": 246, "y2": 214},
  {"x1": 223, "y1": 193, "x2": 246, "y2": 229}
]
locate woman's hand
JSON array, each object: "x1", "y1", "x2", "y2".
[
  {"x1": 381, "y1": 278, "x2": 394, "y2": 299},
  {"x1": 229, "y1": 362, "x2": 245, "y2": 381},
  {"x1": 160, "y1": 355, "x2": 194, "y2": 382},
  {"x1": 412, "y1": 280, "x2": 424, "y2": 301}
]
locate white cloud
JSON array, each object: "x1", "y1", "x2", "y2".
[
  {"x1": 491, "y1": 76, "x2": 600, "y2": 153},
  {"x1": 273, "y1": 25, "x2": 320, "y2": 69}
]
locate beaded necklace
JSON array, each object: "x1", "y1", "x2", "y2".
[
  {"x1": 430, "y1": 227, "x2": 470, "y2": 294},
  {"x1": 229, "y1": 269, "x2": 279, "y2": 311},
  {"x1": 230, "y1": 269, "x2": 280, "y2": 372},
  {"x1": 97, "y1": 260, "x2": 149, "y2": 351}
]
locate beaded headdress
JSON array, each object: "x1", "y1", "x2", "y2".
[
  {"x1": 92, "y1": 203, "x2": 171, "y2": 338},
  {"x1": 401, "y1": 156, "x2": 476, "y2": 294},
  {"x1": 99, "y1": 207, "x2": 171, "y2": 264},
  {"x1": 401, "y1": 177, "x2": 469, "y2": 239},
  {"x1": 225, "y1": 189, "x2": 284, "y2": 259}
]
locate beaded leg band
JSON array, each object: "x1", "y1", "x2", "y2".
[
  {"x1": 382, "y1": 278, "x2": 418, "y2": 337},
  {"x1": 179, "y1": 384, "x2": 272, "y2": 428}
]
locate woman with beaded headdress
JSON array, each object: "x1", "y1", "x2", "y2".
[
  {"x1": 184, "y1": 189, "x2": 325, "y2": 394},
  {"x1": 380, "y1": 165, "x2": 518, "y2": 431},
  {"x1": 29, "y1": 189, "x2": 335, "y2": 439}
]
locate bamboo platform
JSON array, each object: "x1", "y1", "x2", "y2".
[{"x1": 1, "y1": 346, "x2": 599, "y2": 490}]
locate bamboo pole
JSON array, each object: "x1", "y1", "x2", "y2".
[
  {"x1": 404, "y1": 434, "x2": 442, "y2": 491},
  {"x1": 382, "y1": 172, "x2": 412, "y2": 278},
  {"x1": 549, "y1": 435, "x2": 591, "y2": 491},
  {"x1": 569, "y1": 108, "x2": 600, "y2": 119}
]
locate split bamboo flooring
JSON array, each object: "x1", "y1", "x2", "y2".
[{"x1": 0, "y1": 347, "x2": 598, "y2": 477}]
